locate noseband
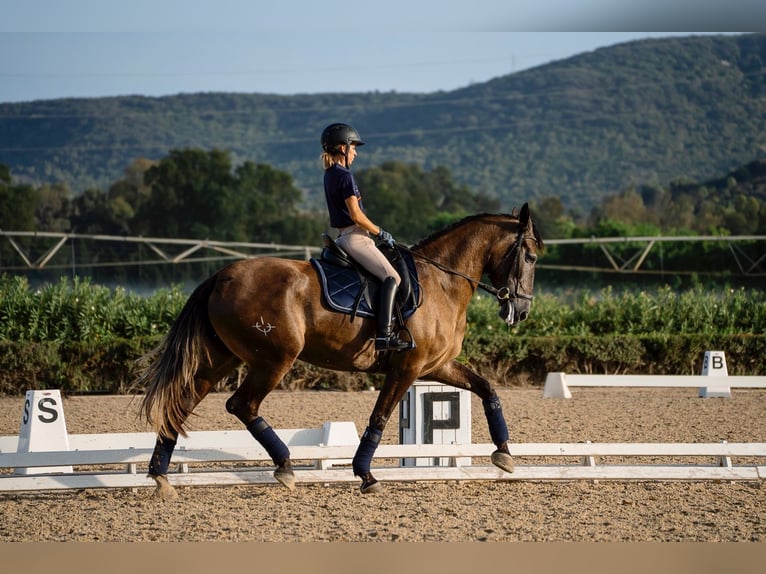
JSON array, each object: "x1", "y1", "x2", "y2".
[{"x1": 495, "y1": 285, "x2": 533, "y2": 302}]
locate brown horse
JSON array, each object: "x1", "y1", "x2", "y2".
[{"x1": 137, "y1": 205, "x2": 543, "y2": 497}]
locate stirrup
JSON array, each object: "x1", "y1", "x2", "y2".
[{"x1": 374, "y1": 335, "x2": 413, "y2": 352}]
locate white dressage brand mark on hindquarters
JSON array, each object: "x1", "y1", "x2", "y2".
[{"x1": 253, "y1": 317, "x2": 275, "y2": 335}]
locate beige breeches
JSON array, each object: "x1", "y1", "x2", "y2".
[{"x1": 336, "y1": 225, "x2": 401, "y2": 285}]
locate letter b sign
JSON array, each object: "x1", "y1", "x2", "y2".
[{"x1": 702, "y1": 350, "x2": 728, "y2": 376}]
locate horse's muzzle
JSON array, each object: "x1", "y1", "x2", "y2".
[{"x1": 498, "y1": 299, "x2": 530, "y2": 326}]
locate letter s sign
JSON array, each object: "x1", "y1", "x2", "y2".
[
  {"x1": 37, "y1": 397, "x2": 59, "y2": 423},
  {"x1": 23, "y1": 397, "x2": 31, "y2": 425}
]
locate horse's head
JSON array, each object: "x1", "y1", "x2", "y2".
[{"x1": 489, "y1": 203, "x2": 543, "y2": 326}]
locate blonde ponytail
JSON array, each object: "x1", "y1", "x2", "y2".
[{"x1": 321, "y1": 152, "x2": 335, "y2": 170}]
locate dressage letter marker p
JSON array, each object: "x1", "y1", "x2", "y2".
[
  {"x1": 15, "y1": 389, "x2": 73, "y2": 475},
  {"x1": 399, "y1": 381, "x2": 471, "y2": 467}
]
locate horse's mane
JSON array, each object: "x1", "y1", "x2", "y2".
[
  {"x1": 409, "y1": 213, "x2": 513, "y2": 251},
  {"x1": 410, "y1": 210, "x2": 544, "y2": 251}
]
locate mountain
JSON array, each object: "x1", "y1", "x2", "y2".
[{"x1": 1, "y1": 33, "x2": 764, "y2": 213}]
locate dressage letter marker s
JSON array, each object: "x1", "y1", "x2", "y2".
[{"x1": 15, "y1": 389, "x2": 73, "y2": 475}]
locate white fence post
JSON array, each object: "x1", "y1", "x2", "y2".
[
  {"x1": 543, "y1": 372, "x2": 572, "y2": 398},
  {"x1": 315, "y1": 421, "x2": 359, "y2": 470}
]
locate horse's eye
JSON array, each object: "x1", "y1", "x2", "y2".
[{"x1": 525, "y1": 253, "x2": 537, "y2": 264}]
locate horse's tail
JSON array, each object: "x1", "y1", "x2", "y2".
[{"x1": 137, "y1": 273, "x2": 220, "y2": 439}]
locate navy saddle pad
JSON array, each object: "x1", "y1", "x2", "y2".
[{"x1": 310, "y1": 252, "x2": 420, "y2": 320}]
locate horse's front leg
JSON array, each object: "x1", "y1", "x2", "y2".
[
  {"x1": 427, "y1": 360, "x2": 514, "y2": 473},
  {"x1": 352, "y1": 370, "x2": 418, "y2": 494}
]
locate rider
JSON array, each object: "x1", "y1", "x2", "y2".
[{"x1": 320, "y1": 122, "x2": 412, "y2": 352}]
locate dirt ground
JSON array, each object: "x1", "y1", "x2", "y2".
[{"x1": 0, "y1": 387, "x2": 764, "y2": 542}]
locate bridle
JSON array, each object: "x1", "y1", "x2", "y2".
[{"x1": 395, "y1": 230, "x2": 535, "y2": 304}]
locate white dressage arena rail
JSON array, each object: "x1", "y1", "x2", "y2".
[
  {"x1": 3, "y1": 376, "x2": 764, "y2": 493},
  {"x1": 543, "y1": 373, "x2": 766, "y2": 398},
  {"x1": 1, "y1": 427, "x2": 765, "y2": 492},
  {"x1": 543, "y1": 350, "x2": 766, "y2": 399}
]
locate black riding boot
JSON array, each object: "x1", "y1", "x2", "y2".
[{"x1": 374, "y1": 276, "x2": 412, "y2": 351}]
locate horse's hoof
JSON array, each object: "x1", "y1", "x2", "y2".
[
  {"x1": 359, "y1": 477, "x2": 383, "y2": 494},
  {"x1": 491, "y1": 450, "x2": 514, "y2": 473},
  {"x1": 274, "y1": 467, "x2": 296, "y2": 491},
  {"x1": 151, "y1": 474, "x2": 179, "y2": 500}
]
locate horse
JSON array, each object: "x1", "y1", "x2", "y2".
[{"x1": 137, "y1": 204, "x2": 543, "y2": 497}]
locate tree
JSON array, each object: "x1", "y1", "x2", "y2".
[
  {"x1": 105, "y1": 158, "x2": 157, "y2": 233},
  {"x1": 589, "y1": 188, "x2": 650, "y2": 227},
  {"x1": 357, "y1": 162, "x2": 500, "y2": 243},
  {"x1": 235, "y1": 161, "x2": 304, "y2": 242},
  {"x1": 0, "y1": 165, "x2": 38, "y2": 231},
  {"x1": 723, "y1": 194, "x2": 761, "y2": 235},
  {"x1": 70, "y1": 188, "x2": 119, "y2": 234},
  {"x1": 132, "y1": 149, "x2": 320, "y2": 244},
  {"x1": 137, "y1": 148, "x2": 238, "y2": 239},
  {"x1": 530, "y1": 196, "x2": 576, "y2": 239},
  {"x1": 35, "y1": 183, "x2": 71, "y2": 232}
]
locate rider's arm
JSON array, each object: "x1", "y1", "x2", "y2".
[{"x1": 345, "y1": 195, "x2": 381, "y2": 236}]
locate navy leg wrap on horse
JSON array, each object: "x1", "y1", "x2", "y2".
[
  {"x1": 247, "y1": 416, "x2": 290, "y2": 465},
  {"x1": 483, "y1": 395, "x2": 509, "y2": 446},
  {"x1": 148, "y1": 435, "x2": 177, "y2": 476},
  {"x1": 352, "y1": 426, "x2": 382, "y2": 477}
]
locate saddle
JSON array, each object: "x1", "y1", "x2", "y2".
[{"x1": 310, "y1": 233, "x2": 421, "y2": 321}]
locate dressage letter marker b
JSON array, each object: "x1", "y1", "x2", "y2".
[
  {"x1": 699, "y1": 350, "x2": 731, "y2": 399},
  {"x1": 15, "y1": 389, "x2": 73, "y2": 475}
]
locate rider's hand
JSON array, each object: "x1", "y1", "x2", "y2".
[{"x1": 376, "y1": 228, "x2": 395, "y2": 247}]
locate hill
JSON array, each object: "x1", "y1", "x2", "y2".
[{"x1": 1, "y1": 33, "x2": 764, "y2": 212}]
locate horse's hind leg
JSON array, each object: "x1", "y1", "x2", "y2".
[
  {"x1": 148, "y1": 353, "x2": 240, "y2": 500},
  {"x1": 224, "y1": 359, "x2": 297, "y2": 491},
  {"x1": 427, "y1": 360, "x2": 514, "y2": 473}
]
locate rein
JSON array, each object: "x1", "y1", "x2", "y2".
[{"x1": 394, "y1": 242, "x2": 532, "y2": 303}]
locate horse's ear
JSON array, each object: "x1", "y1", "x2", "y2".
[{"x1": 519, "y1": 202, "x2": 530, "y2": 229}]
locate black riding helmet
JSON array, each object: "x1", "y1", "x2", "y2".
[{"x1": 321, "y1": 123, "x2": 365, "y2": 154}]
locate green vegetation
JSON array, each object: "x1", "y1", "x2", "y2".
[
  {"x1": 1, "y1": 275, "x2": 763, "y2": 395},
  {"x1": 1, "y1": 34, "x2": 764, "y2": 213},
  {"x1": 0, "y1": 276, "x2": 187, "y2": 395},
  {"x1": 463, "y1": 287, "x2": 766, "y2": 383},
  {"x1": 0, "y1": 275, "x2": 186, "y2": 342}
]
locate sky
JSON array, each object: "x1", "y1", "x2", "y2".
[{"x1": 0, "y1": 1, "x2": 760, "y2": 104}]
